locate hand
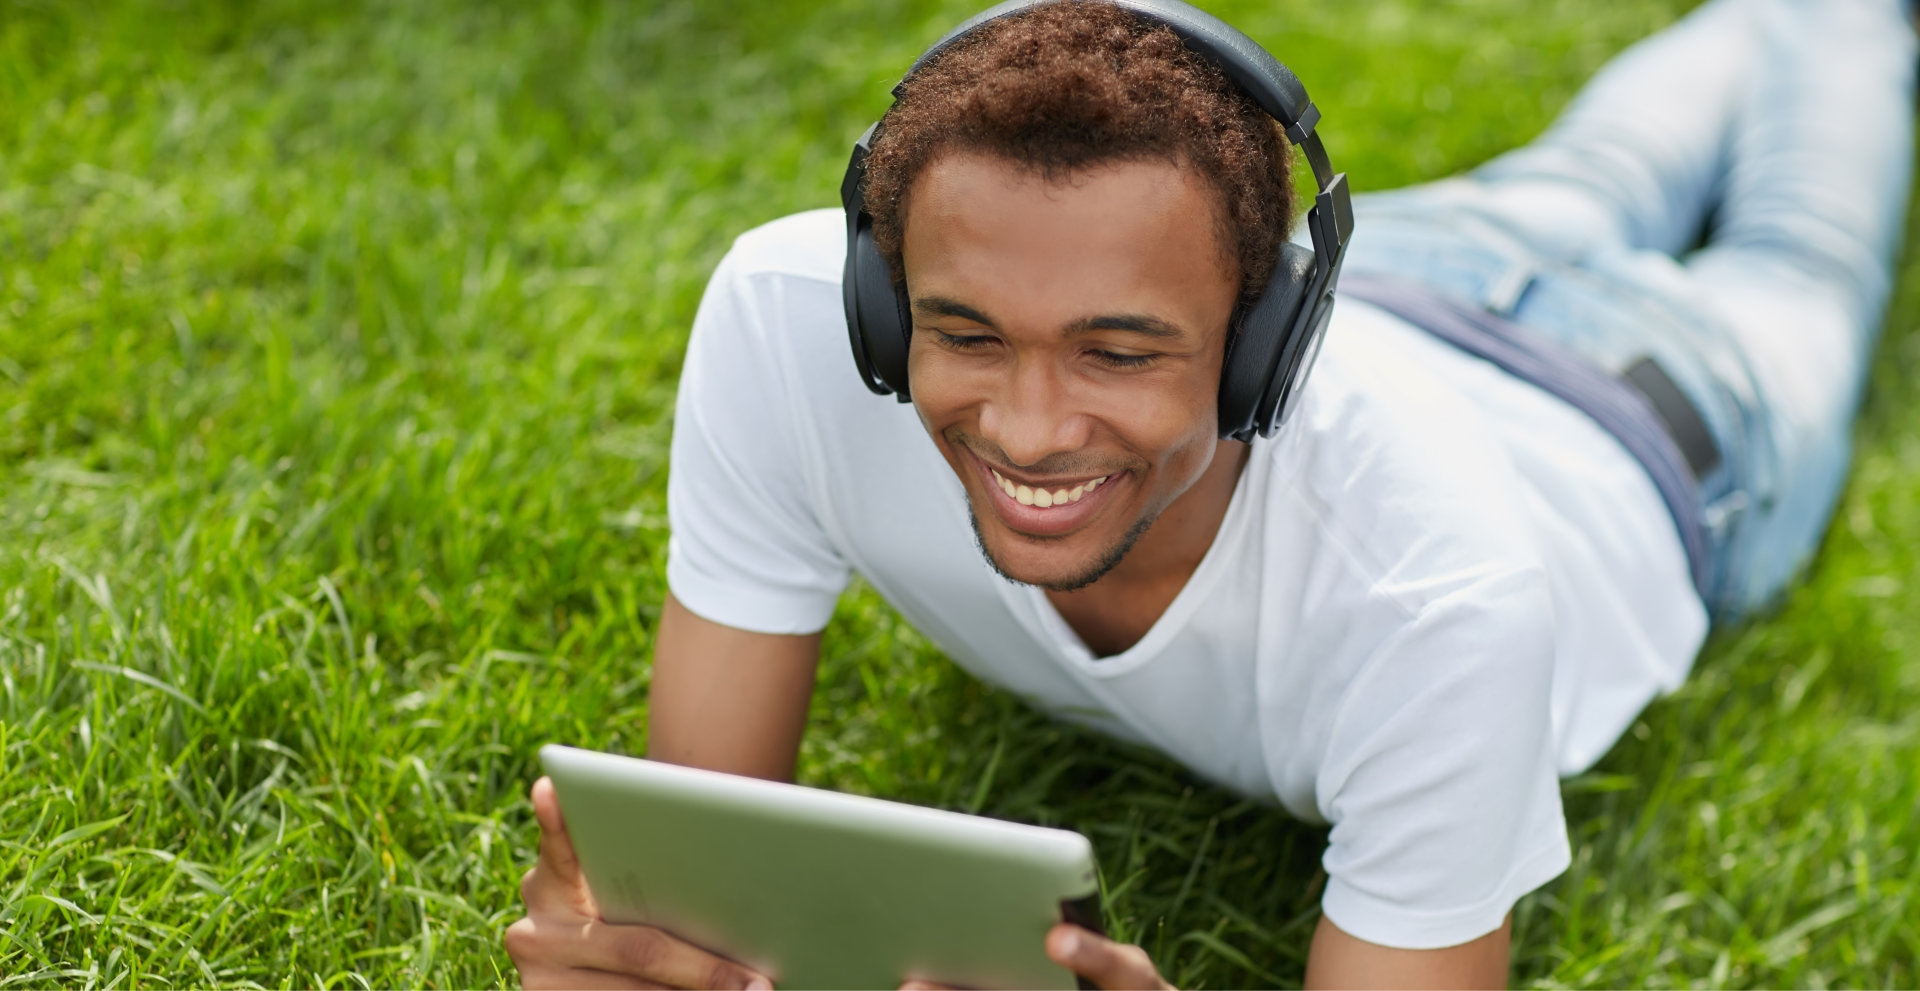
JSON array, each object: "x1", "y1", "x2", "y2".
[
  {"x1": 504, "y1": 776, "x2": 774, "y2": 990},
  {"x1": 1044, "y1": 924, "x2": 1174, "y2": 991},
  {"x1": 895, "y1": 924, "x2": 1170, "y2": 991}
]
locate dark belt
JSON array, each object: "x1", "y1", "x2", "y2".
[
  {"x1": 1337, "y1": 272, "x2": 1714, "y2": 596},
  {"x1": 1620, "y1": 357, "x2": 1720, "y2": 480}
]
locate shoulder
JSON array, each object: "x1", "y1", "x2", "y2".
[
  {"x1": 1245, "y1": 303, "x2": 1569, "y2": 947},
  {"x1": 719, "y1": 207, "x2": 845, "y2": 286},
  {"x1": 678, "y1": 206, "x2": 929, "y2": 488},
  {"x1": 687, "y1": 208, "x2": 858, "y2": 396},
  {"x1": 1250, "y1": 295, "x2": 1561, "y2": 814},
  {"x1": 1266, "y1": 298, "x2": 1546, "y2": 614}
]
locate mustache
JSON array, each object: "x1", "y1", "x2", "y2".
[{"x1": 949, "y1": 429, "x2": 1141, "y2": 477}]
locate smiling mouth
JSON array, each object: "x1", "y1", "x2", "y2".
[
  {"x1": 960, "y1": 445, "x2": 1129, "y2": 539},
  {"x1": 986, "y1": 467, "x2": 1110, "y2": 509}
]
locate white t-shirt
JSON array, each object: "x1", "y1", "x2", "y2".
[{"x1": 665, "y1": 209, "x2": 1708, "y2": 950}]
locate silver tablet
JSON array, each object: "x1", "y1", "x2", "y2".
[{"x1": 540, "y1": 744, "x2": 1101, "y2": 990}]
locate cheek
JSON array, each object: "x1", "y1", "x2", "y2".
[
  {"x1": 1094, "y1": 366, "x2": 1220, "y2": 455},
  {"x1": 1097, "y1": 361, "x2": 1223, "y2": 499},
  {"x1": 1154, "y1": 415, "x2": 1222, "y2": 493},
  {"x1": 906, "y1": 338, "x2": 968, "y2": 427}
]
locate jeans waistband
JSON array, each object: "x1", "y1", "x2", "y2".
[{"x1": 1339, "y1": 272, "x2": 1712, "y2": 596}]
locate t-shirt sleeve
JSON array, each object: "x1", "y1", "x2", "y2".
[
  {"x1": 665, "y1": 245, "x2": 852, "y2": 634},
  {"x1": 1315, "y1": 567, "x2": 1572, "y2": 950}
]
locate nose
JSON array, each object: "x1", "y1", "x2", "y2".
[{"x1": 976, "y1": 354, "x2": 1092, "y2": 467}]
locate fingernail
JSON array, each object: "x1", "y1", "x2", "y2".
[
  {"x1": 1057, "y1": 929, "x2": 1081, "y2": 957},
  {"x1": 747, "y1": 978, "x2": 773, "y2": 990}
]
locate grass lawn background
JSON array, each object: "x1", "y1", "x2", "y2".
[{"x1": 4, "y1": 0, "x2": 1918, "y2": 986}]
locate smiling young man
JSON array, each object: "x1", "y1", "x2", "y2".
[
  {"x1": 506, "y1": 0, "x2": 1917, "y2": 987},
  {"x1": 906, "y1": 150, "x2": 1254, "y2": 654}
]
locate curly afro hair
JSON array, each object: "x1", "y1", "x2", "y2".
[{"x1": 862, "y1": 0, "x2": 1296, "y2": 305}]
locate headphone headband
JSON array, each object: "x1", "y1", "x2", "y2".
[
  {"x1": 842, "y1": 0, "x2": 1353, "y2": 440},
  {"x1": 908, "y1": 1, "x2": 1310, "y2": 126}
]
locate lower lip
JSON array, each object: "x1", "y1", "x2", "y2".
[{"x1": 970, "y1": 453, "x2": 1124, "y2": 538}]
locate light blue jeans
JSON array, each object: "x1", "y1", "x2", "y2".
[{"x1": 1341, "y1": 0, "x2": 1918, "y2": 620}]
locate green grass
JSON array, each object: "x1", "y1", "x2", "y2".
[{"x1": 3, "y1": 0, "x2": 1917, "y2": 986}]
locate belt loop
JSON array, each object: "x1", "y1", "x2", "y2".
[
  {"x1": 1480, "y1": 262, "x2": 1535, "y2": 317},
  {"x1": 1703, "y1": 490, "x2": 1747, "y2": 534}
]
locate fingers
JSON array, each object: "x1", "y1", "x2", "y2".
[
  {"x1": 508, "y1": 915, "x2": 773, "y2": 990},
  {"x1": 524, "y1": 776, "x2": 598, "y2": 919},
  {"x1": 513, "y1": 777, "x2": 772, "y2": 989},
  {"x1": 531, "y1": 777, "x2": 583, "y2": 885},
  {"x1": 1047, "y1": 924, "x2": 1172, "y2": 991},
  {"x1": 513, "y1": 962, "x2": 670, "y2": 990},
  {"x1": 506, "y1": 918, "x2": 643, "y2": 989},
  {"x1": 573, "y1": 920, "x2": 773, "y2": 991}
]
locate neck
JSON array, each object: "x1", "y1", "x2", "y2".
[{"x1": 1044, "y1": 438, "x2": 1250, "y2": 655}]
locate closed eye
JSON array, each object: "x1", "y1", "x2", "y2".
[
  {"x1": 933, "y1": 330, "x2": 995, "y2": 351},
  {"x1": 1089, "y1": 349, "x2": 1158, "y2": 369}
]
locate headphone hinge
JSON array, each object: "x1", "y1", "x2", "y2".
[{"x1": 1284, "y1": 102, "x2": 1320, "y2": 145}]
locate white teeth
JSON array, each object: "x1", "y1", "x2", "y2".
[{"x1": 991, "y1": 468, "x2": 1114, "y2": 509}]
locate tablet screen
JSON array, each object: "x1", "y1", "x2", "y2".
[{"x1": 542, "y1": 744, "x2": 1101, "y2": 990}]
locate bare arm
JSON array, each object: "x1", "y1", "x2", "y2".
[
  {"x1": 506, "y1": 593, "x2": 823, "y2": 989},
  {"x1": 647, "y1": 592, "x2": 823, "y2": 780},
  {"x1": 1020, "y1": 911, "x2": 1508, "y2": 990},
  {"x1": 1304, "y1": 913, "x2": 1511, "y2": 990}
]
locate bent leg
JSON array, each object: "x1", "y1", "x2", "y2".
[
  {"x1": 1352, "y1": 0, "x2": 1783, "y2": 261},
  {"x1": 1682, "y1": 0, "x2": 1917, "y2": 611},
  {"x1": 1344, "y1": 0, "x2": 1776, "y2": 295},
  {"x1": 1343, "y1": 0, "x2": 1920, "y2": 617},
  {"x1": 1464, "y1": 0, "x2": 1770, "y2": 259}
]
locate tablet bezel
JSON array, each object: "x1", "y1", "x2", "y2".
[{"x1": 540, "y1": 744, "x2": 1102, "y2": 990}]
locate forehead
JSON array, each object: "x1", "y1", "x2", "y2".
[{"x1": 899, "y1": 151, "x2": 1238, "y2": 335}]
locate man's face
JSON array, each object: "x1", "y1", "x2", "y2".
[{"x1": 901, "y1": 151, "x2": 1241, "y2": 591}]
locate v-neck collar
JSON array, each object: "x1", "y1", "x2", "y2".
[{"x1": 997, "y1": 440, "x2": 1270, "y2": 679}]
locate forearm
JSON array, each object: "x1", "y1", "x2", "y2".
[
  {"x1": 646, "y1": 593, "x2": 822, "y2": 782},
  {"x1": 1304, "y1": 913, "x2": 1510, "y2": 990}
]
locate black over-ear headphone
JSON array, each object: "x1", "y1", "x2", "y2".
[{"x1": 840, "y1": 0, "x2": 1353, "y2": 442}]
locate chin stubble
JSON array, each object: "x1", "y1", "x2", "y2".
[{"x1": 965, "y1": 505, "x2": 1161, "y2": 593}]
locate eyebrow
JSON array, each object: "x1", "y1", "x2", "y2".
[
  {"x1": 914, "y1": 295, "x2": 995, "y2": 325},
  {"x1": 912, "y1": 295, "x2": 1188, "y2": 340},
  {"x1": 1063, "y1": 313, "x2": 1185, "y2": 340}
]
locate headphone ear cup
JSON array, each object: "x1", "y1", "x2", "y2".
[
  {"x1": 1257, "y1": 289, "x2": 1333, "y2": 434},
  {"x1": 1218, "y1": 242, "x2": 1313, "y2": 441},
  {"x1": 852, "y1": 221, "x2": 914, "y2": 400}
]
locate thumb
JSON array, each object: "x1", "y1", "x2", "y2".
[
  {"x1": 531, "y1": 776, "x2": 589, "y2": 893},
  {"x1": 1047, "y1": 924, "x2": 1169, "y2": 990}
]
